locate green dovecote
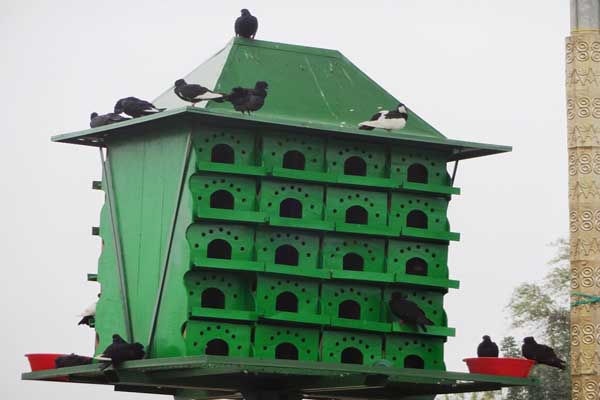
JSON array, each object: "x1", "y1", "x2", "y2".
[{"x1": 23, "y1": 38, "x2": 532, "y2": 399}]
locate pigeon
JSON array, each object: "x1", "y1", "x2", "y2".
[
  {"x1": 95, "y1": 334, "x2": 145, "y2": 370},
  {"x1": 77, "y1": 298, "x2": 97, "y2": 327},
  {"x1": 477, "y1": 335, "x2": 499, "y2": 357},
  {"x1": 55, "y1": 354, "x2": 93, "y2": 368},
  {"x1": 89, "y1": 112, "x2": 130, "y2": 128},
  {"x1": 174, "y1": 79, "x2": 224, "y2": 106},
  {"x1": 521, "y1": 336, "x2": 566, "y2": 370},
  {"x1": 235, "y1": 9, "x2": 258, "y2": 39},
  {"x1": 388, "y1": 292, "x2": 433, "y2": 332},
  {"x1": 359, "y1": 103, "x2": 408, "y2": 131},
  {"x1": 222, "y1": 81, "x2": 268, "y2": 114},
  {"x1": 114, "y1": 97, "x2": 165, "y2": 118}
]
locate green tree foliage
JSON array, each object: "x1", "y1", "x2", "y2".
[{"x1": 504, "y1": 239, "x2": 570, "y2": 399}]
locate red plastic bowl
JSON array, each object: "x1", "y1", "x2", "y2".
[
  {"x1": 25, "y1": 353, "x2": 66, "y2": 371},
  {"x1": 463, "y1": 357, "x2": 536, "y2": 378}
]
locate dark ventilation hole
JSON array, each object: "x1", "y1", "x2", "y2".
[
  {"x1": 279, "y1": 198, "x2": 303, "y2": 218},
  {"x1": 343, "y1": 253, "x2": 364, "y2": 271},
  {"x1": 211, "y1": 144, "x2": 235, "y2": 164},
  {"x1": 207, "y1": 239, "x2": 232, "y2": 259},
  {"x1": 345, "y1": 205, "x2": 368, "y2": 225},
  {"x1": 338, "y1": 300, "x2": 361, "y2": 320},
  {"x1": 201, "y1": 288, "x2": 225, "y2": 309},
  {"x1": 205, "y1": 339, "x2": 229, "y2": 356},
  {"x1": 276, "y1": 291, "x2": 298, "y2": 312},
  {"x1": 275, "y1": 244, "x2": 299, "y2": 266},
  {"x1": 344, "y1": 156, "x2": 367, "y2": 176},
  {"x1": 210, "y1": 190, "x2": 234, "y2": 210},
  {"x1": 341, "y1": 347, "x2": 363, "y2": 364},
  {"x1": 404, "y1": 355, "x2": 425, "y2": 369},
  {"x1": 406, "y1": 210, "x2": 428, "y2": 229},
  {"x1": 275, "y1": 343, "x2": 299, "y2": 360},
  {"x1": 406, "y1": 257, "x2": 428, "y2": 276},
  {"x1": 407, "y1": 163, "x2": 428, "y2": 184},
  {"x1": 282, "y1": 150, "x2": 306, "y2": 170}
]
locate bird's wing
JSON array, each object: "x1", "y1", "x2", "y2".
[
  {"x1": 537, "y1": 344, "x2": 559, "y2": 359},
  {"x1": 234, "y1": 17, "x2": 243, "y2": 34},
  {"x1": 367, "y1": 111, "x2": 384, "y2": 121}
]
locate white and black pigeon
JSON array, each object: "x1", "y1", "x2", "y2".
[
  {"x1": 359, "y1": 103, "x2": 408, "y2": 131},
  {"x1": 95, "y1": 334, "x2": 145, "y2": 371},
  {"x1": 174, "y1": 79, "x2": 224, "y2": 106},
  {"x1": 477, "y1": 335, "x2": 499, "y2": 357},
  {"x1": 114, "y1": 97, "x2": 165, "y2": 118},
  {"x1": 77, "y1": 297, "x2": 97, "y2": 327},
  {"x1": 89, "y1": 112, "x2": 130, "y2": 128},
  {"x1": 235, "y1": 9, "x2": 258, "y2": 39}
]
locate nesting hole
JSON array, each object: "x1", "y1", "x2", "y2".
[
  {"x1": 341, "y1": 347, "x2": 363, "y2": 364},
  {"x1": 406, "y1": 257, "x2": 428, "y2": 276},
  {"x1": 343, "y1": 253, "x2": 364, "y2": 271},
  {"x1": 407, "y1": 210, "x2": 428, "y2": 229},
  {"x1": 211, "y1": 144, "x2": 235, "y2": 164},
  {"x1": 280, "y1": 198, "x2": 303, "y2": 218},
  {"x1": 407, "y1": 164, "x2": 428, "y2": 184},
  {"x1": 275, "y1": 244, "x2": 299, "y2": 266},
  {"x1": 275, "y1": 342, "x2": 299, "y2": 360},
  {"x1": 282, "y1": 150, "x2": 306, "y2": 170},
  {"x1": 276, "y1": 291, "x2": 298, "y2": 312},
  {"x1": 344, "y1": 156, "x2": 367, "y2": 176},
  {"x1": 201, "y1": 288, "x2": 225, "y2": 309},
  {"x1": 210, "y1": 190, "x2": 234, "y2": 209},
  {"x1": 345, "y1": 205, "x2": 368, "y2": 224},
  {"x1": 205, "y1": 339, "x2": 229, "y2": 356},
  {"x1": 207, "y1": 239, "x2": 232, "y2": 259},
  {"x1": 404, "y1": 355, "x2": 425, "y2": 369},
  {"x1": 338, "y1": 300, "x2": 361, "y2": 320}
]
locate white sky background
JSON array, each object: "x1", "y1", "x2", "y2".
[{"x1": 0, "y1": 0, "x2": 569, "y2": 399}]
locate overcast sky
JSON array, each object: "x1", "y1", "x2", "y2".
[{"x1": 1, "y1": 1, "x2": 569, "y2": 399}]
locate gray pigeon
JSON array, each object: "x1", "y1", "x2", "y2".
[
  {"x1": 223, "y1": 81, "x2": 268, "y2": 114},
  {"x1": 477, "y1": 335, "x2": 499, "y2": 357},
  {"x1": 174, "y1": 79, "x2": 224, "y2": 106},
  {"x1": 114, "y1": 97, "x2": 165, "y2": 118},
  {"x1": 389, "y1": 292, "x2": 433, "y2": 332},
  {"x1": 95, "y1": 334, "x2": 145, "y2": 370},
  {"x1": 522, "y1": 336, "x2": 566, "y2": 370},
  {"x1": 235, "y1": 9, "x2": 258, "y2": 39},
  {"x1": 90, "y1": 112, "x2": 129, "y2": 128}
]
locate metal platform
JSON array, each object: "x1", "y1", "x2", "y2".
[{"x1": 22, "y1": 356, "x2": 534, "y2": 399}]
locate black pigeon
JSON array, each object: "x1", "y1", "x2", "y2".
[
  {"x1": 174, "y1": 79, "x2": 224, "y2": 106},
  {"x1": 522, "y1": 336, "x2": 566, "y2": 370},
  {"x1": 223, "y1": 81, "x2": 268, "y2": 114},
  {"x1": 90, "y1": 112, "x2": 130, "y2": 128},
  {"x1": 389, "y1": 292, "x2": 433, "y2": 332},
  {"x1": 55, "y1": 354, "x2": 93, "y2": 368},
  {"x1": 477, "y1": 335, "x2": 499, "y2": 357},
  {"x1": 96, "y1": 334, "x2": 145, "y2": 370},
  {"x1": 235, "y1": 9, "x2": 258, "y2": 39},
  {"x1": 114, "y1": 97, "x2": 165, "y2": 118}
]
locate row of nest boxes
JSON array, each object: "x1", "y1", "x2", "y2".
[
  {"x1": 193, "y1": 134, "x2": 459, "y2": 196},
  {"x1": 189, "y1": 174, "x2": 460, "y2": 242},
  {"x1": 185, "y1": 223, "x2": 458, "y2": 290},
  {"x1": 184, "y1": 269, "x2": 453, "y2": 337},
  {"x1": 182, "y1": 320, "x2": 446, "y2": 370}
]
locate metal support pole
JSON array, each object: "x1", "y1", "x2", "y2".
[
  {"x1": 146, "y1": 132, "x2": 193, "y2": 354},
  {"x1": 567, "y1": 2, "x2": 600, "y2": 398},
  {"x1": 99, "y1": 147, "x2": 133, "y2": 342},
  {"x1": 450, "y1": 160, "x2": 459, "y2": 186}
]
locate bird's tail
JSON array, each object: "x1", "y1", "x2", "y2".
[
  {"x1": 358, "y1": 121, "x2": 375, "y2": 130},
  {"x1": 201, "y1": 92, "x2": 226, "y2": 100},
  {"x1": 552, "y1": 358, "x2": 567, "y2": 370},
  {"x1": 94, "y1": 356, "x2": 112, "y2": 371},
  {"x1": 78, "y1": 316, "x2": 92, "y2": 326}
]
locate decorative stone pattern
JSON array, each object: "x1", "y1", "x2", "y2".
[{"x1": 567, "y1": 31, "x2": 600, "y2": 400}]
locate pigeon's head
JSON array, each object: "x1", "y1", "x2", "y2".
[
  {"x1": 174, "y1": 79, "x2": 187, "y2": 88},
  {"x1": 255, "y1": 81, "x2": 268, "y2": 90},
  {"x1": 523, "y1": 336, "x2": 536, "y2": 344},
  {"x1": 482, "y1": 335, "x2": 491, "y2": 342},
  {"x1": 90, "y1": 112, "x2": 98, "y2": 120},
  {"x1": 396, "y1": 103, "x2": 407, "y2": 113},
  {"x1": 241, "y1": 9, "x2": 251, "y2": 16},
  {"x1": 391, "y1": 292, "x2": 407, "y2": 300},
  {"x1": 114, "y1": 100, "x2": 123, "y2": 114},
  {"x1": 112, "y1": 334, "x2": 125, "y2": 344}
]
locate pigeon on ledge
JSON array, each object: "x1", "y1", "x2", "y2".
[
  {"x1": 77, "y1": 298, "x2": 97, "y2": 327},
  {"x1": 95, "y1": 334, "x2": 145, "y2": 370},
  {"x1": 389, "y1": 292, "x2": 433, "y2": 332},
  {"x1": 522, "y1": 336, "x2": 566, "y2": 370},
  {"x1": 89, "y1": 112, "x2": 129, "y2": 128},
  {"x1": 235, "y1": 9, "x2": 258, "y2": 39},
  {"x1": 114, "y1": 97, "x2": 165, "y2": 118},
  {"x1": 359, "y1": 103, "x2": 408, "y2": 131},
  {"x1": 55, "y1": 354, "x2": 93, "y2": 368},
  {"x1": 477, "y1": 335, "x2": 499, "y2": 357},
  {"x1": 222, "y1": 81, "x2": 268, "y2": 114},
  {"x1": 174, "y1": 79, "x2": 224, "y2": 106}
]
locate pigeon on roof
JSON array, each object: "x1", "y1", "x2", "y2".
[
  {"x1": 95, "y1": 334, "x2": 145, "y2": 370},
  {"x1": 223, "y1": 81, "x2": 268, "y2": 114},
  {"x1": 522, "y1": 337, "x2": 566, "y2": 370},
  {"x1": 174, "y1": 79, "x2": 224, "y2": 106},
  {"x1": 114, "y1": 97, "x2": 165, "y2": 118},
  {"x1": 77, "y1": 298, "x2": 97, "y2": 327},
  {"x1": 389, "y1": 292, "x2": 433, "y2": 332},
  {"x1": 359, "y1": 103, "x2": 408, "y2": 131},
  {"x1": 477, "y1": 335, "x2": 499, "y2": 357},
  {"x1": 235, "y1": 9, "x2": 258, "y2": 39},
  {"x1": 55, "y1": 354, "x2": 93, "y2": 368},
  {"x1": 89, "y1": 112, "x2": 130, "y2": 128}
]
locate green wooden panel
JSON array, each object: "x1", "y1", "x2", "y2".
[
  {"x1": 185, "y1": 270, "x2": 255, "y2": 312},
  {"x1": 192, "y1": 124, "x2": 259, "y2": 167},
  {"x1": 321, "y1": 235, "x2": 385, "y2": 273},
  {"x1": 385, "y1": 334, "x2": 446, "y2": 370},
  {"x1": 261, "y1": 132, "x2": 326, "y2": 173},
  {"x1": 185, "y1": 320, "x2": 252, "y2": 357},
  {"x1": 326, "y1": 139, "x2": 388, "y2": 179},
  {"x1": 321, "y1": 330, "x2": 383, "y2": 365},
  {"x1": 254, "y1": 324, "x2": 320, "y2": 361}
]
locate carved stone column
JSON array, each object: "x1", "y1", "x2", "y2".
[{"x1": 568, "y1": 2, "x2": 600, "y2": 398}]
